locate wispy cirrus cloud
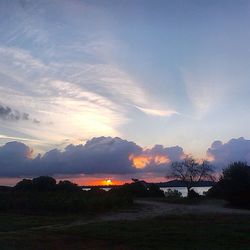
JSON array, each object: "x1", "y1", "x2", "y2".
[
  {"x1": 0, "y1": 1, "x2": 179, "y2": 152},
  {"x1": 0, "y1": 44, "x2": 176, "y2": 151},
  {"x1": 136, "y1": 106, "x2": 178, "y2": 117}
]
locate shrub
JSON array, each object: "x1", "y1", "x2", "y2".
[
  {"x1": 165, "y1": 189, "x2": 182, "y2": 199},
  {"x1": 32, "y1": 176, "x2": 57, "y2": 191},
  {"x1": 14, "y1": 179, "x2": 32, "y2": 191},
  {"x1": 188, "y1": 189, "x2": 200, "y2": 199},
  {"x1": 2, "y1": 176, "x2": 133, "y2": 214},
  {"x1": 206, "y1": 162, "x2": 250, "y2": 208},
  {"x1": 57, "y1": 180, "x2": 82, "y2": 192},
  {"x1": 110, "y1": 181, "x2": 164, "y2": 198}
]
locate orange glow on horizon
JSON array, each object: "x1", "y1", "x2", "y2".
[
  {"x1": 102, "y1": 179, "x2": 113, "y2": 186},
  {"x1": 72, "y1": 178, "x2": 125, "y2": 186},
  {"x1": 129, "y1": 154, "x2": 170, "y2": 168}
]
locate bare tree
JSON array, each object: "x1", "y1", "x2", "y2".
[{"x1": 169, "y1": 156, "x2": 214, "y2": 196}]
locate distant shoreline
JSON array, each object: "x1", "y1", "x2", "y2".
[{"x1": 81, "y1": 180, "x2": 216, "y2": 189}]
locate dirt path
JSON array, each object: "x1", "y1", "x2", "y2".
[
  {"x1": 56, "y1": 199, "x2": 250, "y2": 229},
  {"x1": 5, "y1": 199, "x2": 250, "y2": 233},
  {"x1": 99, "y1": 199, "x2": 250, "y2": 222}
]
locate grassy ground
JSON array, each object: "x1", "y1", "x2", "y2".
[{"x1": 0, "y1": 212, "x2": 250, "y2": 250}]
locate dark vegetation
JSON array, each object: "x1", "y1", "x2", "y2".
[
  {"x1": 110, "y1": 179, "x2": 164, "y2": 198},
  {"x1": 207, "y1": 162, "x2": 250, "y2": 208},
  {"x1": 0, "y1": 177, "x2": 164, "y2": 214},
  {"x1": 0, "y1": 176, "x2": 132, "y2": 214},
  {"x1": 164, "y1": 189, "x2": 182, "y2": 199},
  {"x1": 163, "y1": 159, "x2": 250, "y2": 207},
  {"x1": 162, "y1": 188, "x2": 204, "y2": 205}
]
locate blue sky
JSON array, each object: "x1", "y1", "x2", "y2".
[{"x1": 1, "y1": 0, "x2": 250, "y2": 160}]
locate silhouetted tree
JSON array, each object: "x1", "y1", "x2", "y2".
[
  {"x1": 15, "y1": 179, "x2": 32, "y2": 190},
  {"x1": 57, "y1": 180, "x2": 82, "y2": 192},
  {"x1": 169, "y1": 156, "x2": 214, "y2": 197},
  {"x1": 32, "y1": 176, "x2": 56, "y2": 191}
]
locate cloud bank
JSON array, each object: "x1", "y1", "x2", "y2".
[
  {"x1": 0, "y1": 137, "x2": 184, "y2": 177},
  {"x1": 207, "y1": 137, "x2": 250, "y2": 167},
  {"x1": 0, "y1": 136, "x2": 250, "y2": 178}
]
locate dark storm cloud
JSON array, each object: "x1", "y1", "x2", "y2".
[
  {"x1": 207, "y1": 137, "x2": 250, "y2": 168},
  {"x1": 0, "y1": 136, "x2": 185, "y2": 177},
  {"x1": 0, "y1": 104, "x2": 40, "y2": 124}
]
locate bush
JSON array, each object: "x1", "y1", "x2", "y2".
[
  {"x1": 2, "y1": 176, "x2": 133, "y2": 214},
  {"x1": 111, "y1": 181, "x2": 164, "y2": 198},
  {"x1": 206, "y1": 162, "x2": 250, "y2": 208},
  {"x1": 57, "y1": 180, "x2": 82, "y2": 192},
  {"x1": 165, "y1": 189, "x2": 182, "y2": 199},
  {"x1": 32, "y1": 176, "x2": 57, "y2": 191},
  {"x1": 147, "y1": 183, "x2": 165, "y2": 197},
  {"x1": 15, "y1": 176, "x2": 57, "y2": 191},
  {"x1": 188, "y1": 189, "x2": 200, "y2": 199},
  {"x1": 206, "y1": 185, "x2": 224, "y2": 199},
  {"x1": 14, "y1": 179, "x2": 32, "y2": 191}
]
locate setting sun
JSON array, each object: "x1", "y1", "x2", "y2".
[{"x1": 103, "y1": 179, "x2": 113, "y2": 186}]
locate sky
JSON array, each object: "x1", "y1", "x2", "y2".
[{"x1": 1, "y1": 0, "x2": 250, "y2": 185}]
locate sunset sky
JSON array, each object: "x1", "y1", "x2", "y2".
[{"x1": 1, "y1": 0, "x2": 250, "y2": 185}]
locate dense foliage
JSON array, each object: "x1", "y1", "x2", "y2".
[
  {"x1": 164, "y1": 189, "x2": 182, "y2": 199},
  {"x1": 110, "y1": 180, "x2": 164, "y2": 198},
  {"x1": 0, "y1": 176, "x2": 132, "y2": 214},
  {"x1": 207, "y1": 162, "x2": 250, "y2": 208}
]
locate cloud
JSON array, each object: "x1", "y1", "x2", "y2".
[
  {"x1": 130, "y1": 144, "x2": 184, "y2": 174},
  {"x1": 136, "y1": 106, "x2": 178, "y2": 117},
  {"x1": 207, "y1": 137, "x2": 250, "y2": 167},
  {"x1": 0, "y1": 104, "x2": 40, "y2": 124},
  {"x1": 182, "y1": 69, "x2": 225, "y2": 118},
  {"x1": 0, "y1": 137, "x2": 184, "y2": 177},
  {"x1": 4, "y1": 136, "x2": 250, "y2": 178},
  {"x1": 0, "y1": 141, "x2": 33, "y2": 176},
  {"x1": 0, "y1": 134, "x2": 41, "y2": 142}
]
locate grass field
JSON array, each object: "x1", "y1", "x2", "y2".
[{"x1": 0, "y1": 212, "x2": 250, "y2": 250}]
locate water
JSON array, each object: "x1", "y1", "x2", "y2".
[
  {"x1": 160, "y1": 186, "x2": 212, "y2": 197},
  {"x1": 82, "y1": 187, "x2": 111, "y2": 191},
  {"x1": 82, "y1": 186, "x2": 212, "y2": 197}
]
